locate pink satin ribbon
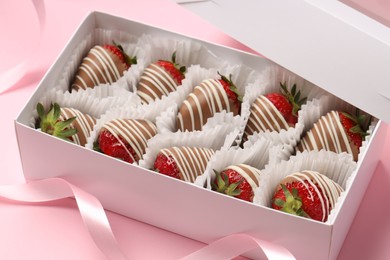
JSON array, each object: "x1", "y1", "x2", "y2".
[
  {"x1": 0, "y1": 178, "x2": 128, "y2": 260},
  {"x1": 0, "y1": 177, "x2": 295, "y2": 260},
  {"x1": 181, "y1": 233, "x2": 295, "y2": 260},
  {"x1": 0, "y1": 0, "x2": 45, "y2": 94}
]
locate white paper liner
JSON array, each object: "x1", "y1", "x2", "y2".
[
  {"x1": 254, "y1": 150, "x2": 357, "y2": 223},
  {"x1": 194, "y1": 136, "x2": 274, "y2": 189},
  {"x1": 138, "y1": 123, "x2": 239, "y2": 171},
  {"x1": 355, "y1": 117, "x2": 378, "y2": 163}
]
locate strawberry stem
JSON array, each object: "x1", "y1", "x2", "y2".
[
  {"x1": 36, "y1": 103, "x2": 77, "y2": 141},
  {"x1": 112, "y1": 41, "x2": 137, "y2": 66},
  {"x1": 171, "y1": 51, "x2": 186, "y2": 75},
  {"x1": 280, "y1": 82, "x2": 307, "y2": 116},
  {"x1": 218, "y1": 72, "x2": 243, "y2": 103},
  {"x1": 341, "y1": 109, "x2": 370, "y2": 138},
  {"x1": 212, "y1": 170, "x2": 242, "y2": 197},
  {"x1": 274, "y1": 184, "x2": 310, "y2": 218}
]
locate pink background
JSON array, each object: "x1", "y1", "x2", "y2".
[{"x1": 0, "y1": 0, "x2": 389, "y2": 259}]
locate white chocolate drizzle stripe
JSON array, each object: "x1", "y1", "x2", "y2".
[
  {"x1": 83, "y1": 57, "x2": 108, "y2": 83},
  {"x1": 148, "y1": 64, "x2": 177, "y2": 92},
  {"x1": 138, "y1": 82, "x2": 161, "y2": 100},
  {"x1": 137, "y1": 64, "x2": 178, "y2": 102},
  {"x1": 161, "y1": 147, "x2": 214, "y2": 182},
  {"x1": 79, "y1": 65, "x2": 99, "y2": 86},
  {"x1": 92, "y1": 46, "x2": 121, "y2": 81},
  {"x1": 260, "y1": 96, "x2": 289, "y2": 130},
  {"x1": 89, "y1": 47, "x2": 115, "y2": 84},
  {"x1": 178, "y1": 79, "x2": 231, "y2": 131},
  {"x1": 300, "y1": 111, "x2": 353, "y2": 156},
  {"x1": 103, "y1": 119, "x2": 157, "y2": 162},
  {"x1": 60, "y1": 108, "x2": 95, "y2": 146},
  {"x1": 225, "y1": 164, "x2": 260, "y2": 192}
]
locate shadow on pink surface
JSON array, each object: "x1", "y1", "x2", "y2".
[
  {"x1": 341, "y1": 0, "x2": 390, "y2": 27},
  {"x1": 338, "y1": 159, "x2": 390, "y2": 259},
  {"x1": 0, "y1": 68, "x2": 47, "y2": 95}
]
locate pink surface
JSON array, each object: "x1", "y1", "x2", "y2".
[
  {"x1": 0, "y1": 0, "x2": 389, "y2": 259},
  {"x1": 341, "y1": 0, "x2": 390, "y2": 27}
]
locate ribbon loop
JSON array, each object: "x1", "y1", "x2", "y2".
[
  {"x1": 0, "y1": 178, "x2": 128, "y2": 260},
  {"x1": 0, "y1": 178, "x2": 295, "y2": 260},
  {"x1": 181, "y1": 233, "x2": 295, "y2": 260}
]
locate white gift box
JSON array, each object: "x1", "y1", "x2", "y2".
[{"x1": 14, "y1": 2, "x2": 389, "y2": 259}]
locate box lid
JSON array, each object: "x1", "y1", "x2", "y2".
[{"x1": 178, "y1": 0, "x2": 390, "y2": 123}]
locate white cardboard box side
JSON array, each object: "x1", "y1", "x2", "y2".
[
  {"x1": 14, "y1": 11, "x2": 387, "y2": 260},
  {"x1": 328, "y1": 120, "x2": 386, "y2": 259}
]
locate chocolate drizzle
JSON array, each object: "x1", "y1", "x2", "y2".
[
  {"x1": 243, "y1": 96, "x2": 289, "y2": 142},
  {"x1": 137, "y1": 63, "x2": 179, "y2": 104},
  {"x1": 160, "y1": 146, "x2": 215, "y2": 182},
  {"x1": 177, "y1": 79, "x2": 239, "y2": 131},
  {"x1": 296, "y1": 111, "x2": 359, "y2": 161},
  {"x1": 59, "y1": 108, "x2": 96, "y2": 146},
  {"x1": 101, "y1": 119, "x2": 157, "y2": 162},
  {"x1": 71, "y1": 45, "x2": 127, "y2": 91},
  {"x1": 223, "y1": 164, "x2": 261, "y2": 191}
]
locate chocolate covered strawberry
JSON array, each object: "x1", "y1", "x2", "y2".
[
  {"x1": 243, "y1": 82, "x2": 306, "y2": 142},
  {"x1": 212, "y1": 164, "x2": 261, "y2": 202},
  {"x1": 296, "y1": 110, "x2": 369, "y2": 161},
  {"x1": 272, "y1": 170, "x2": 343, "y2": 222},
  {"x1": 70, "y1": 42, "x2": 136, "y2": 91},
  {"x1": 36, "y1": 102, "x2": 96, "y2": 146},
  {"x1": 177, "y1": 73, "x2": 242, "y2": 131},
  {"x1": 137, "y1": 52, "x2": 186, "y2": 104},
  {"x1": 94, "y1": 118, "x2": 157, "y2": 164},
  {"x1": 154, "y1": 146, "x2": 215, "y2": 182}
]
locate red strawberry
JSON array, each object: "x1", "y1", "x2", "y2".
[
  {"x1": 137, "y1": 52, "x2": 186, "y2": 104},
  {"x1": 296, "y1": 110, "x2": 369, "y2": 161},
  {"x1": 265, "y1": 82, "x2": 306, "y2": 126},
  {"x1": 94, "y1": 118, "x2": 157, "y2": 164},
  {"x1": 153, "y1": 146, "x2": 215, "y2": 182},
  {"x1": 218, "y1": 73, "x2": 242, "y2": 112},
  {"x1": 272, "y1": 170, "x2": 343, "y2": 222},
  {"x1": 242, "y1": 82, "x2": 306, "y2": 143},
  {"x1": 338, "y1": 110, "x2": 368, "y2": 148},
  {"x1": 103, "y1": 43, "x2": 136, "y2": 69},
  {"x1": 154, "y1": 153, "x2": 181, "y2": 180},
  {"x1": 36, "y1": 102, "x2": 96, "y2": 146},
  {"x1": 97, "y1": 129, "x2": 138, "y2": 163},
  {"x1": 212, "y1": 164, "x2": 260, "y2": 202},
  {"x1": 71, "y1": 42, "x2": 136, "y2": 91},
  {"x1": 176, "y1": 73, "x2": 242, "y2": 131}
]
